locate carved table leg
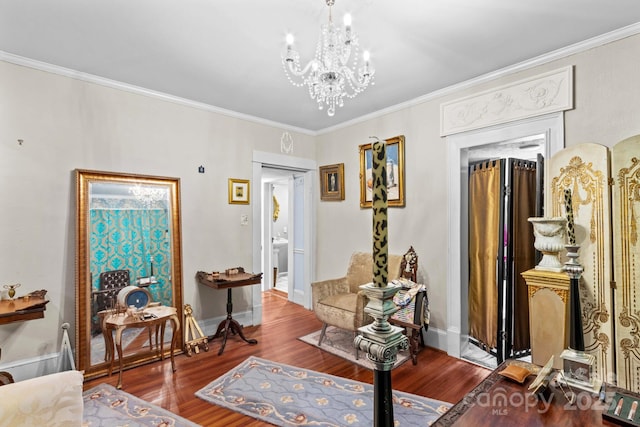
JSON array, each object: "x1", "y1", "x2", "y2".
[
  {"x1": 409, "y1": 328, "x2": 420, "y2": 365},
  {"x1": 170, "y1": 315, "x2": 179, "y2": 372},
  {"x1": 115, "y1": 327, "x2": 125, "y2": 389},
  {"x1": 210, "y1": 288, "x2": 258, "y2": 355}
]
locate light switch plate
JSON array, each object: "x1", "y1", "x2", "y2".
[{"x1": 240, "y1": 214, "x2": 248, "y2": 226}]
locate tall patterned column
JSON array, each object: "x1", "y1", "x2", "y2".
[
  {"x1": 371, "y1": 138, "x2": 389, "y2": 288},
  {"x1": 355, "y1": 138, "x2": 408, "y2": 427}
]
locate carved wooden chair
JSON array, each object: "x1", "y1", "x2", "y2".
[
  {"x1": 91, "y1": 269, "x2": 130, "y2": 335},
  {"x1": 390, "y1": 246, "x2": 430, "y2": 364},
  {"x1": 399, "y1": 245, "x2": 418, "y2": 282}
]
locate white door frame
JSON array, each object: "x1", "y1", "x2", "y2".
[
  {"x1": 289, "y1": 170, "x2": 315, "y2": 308},
  {"x1": 252, "y1": 151, "x2": 317, "y2": 325},
  {"x1": 445, "y1": 113, "x2": 565, "y2": 359}
]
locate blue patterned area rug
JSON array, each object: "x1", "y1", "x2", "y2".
[
  {"x1": 195, "y1": 356, "x2": 450, "y2": 426},
  {"x1": 83, "y1": 383, "x2": 200, "y2": 427}
]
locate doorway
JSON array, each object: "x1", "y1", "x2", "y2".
[
  {"x1": 262, "y1": 169, "x2": 294, "y2": 295},
  {"x1": 465, "y1": 147, "x2": 542, "y2": 368},
  {"x1": 445, "y1": 113, "x2": 565, "y2": 366},
  {"x1": 251, "y1": 150, "x2": 316, "y2": 327}
]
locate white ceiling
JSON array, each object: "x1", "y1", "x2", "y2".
[{"x1": 2, "y1": 0, "x2": 640, "y2": 134}]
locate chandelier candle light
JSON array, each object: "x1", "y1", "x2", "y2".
[{"x1": 282, "y1": 0, "x2": 375, "y2": 117}]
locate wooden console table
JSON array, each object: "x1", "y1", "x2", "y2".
[
  {"x1": 0, "y1": 297, "x2": 49, "y2": 385},
  {"x1": 196, "y1": 271, "x2": 262, "y2": 355},
  {"x1": 0, "y1": 297, "x2": 49, "y2": 325},
  {"x1": 102, "y1": 305, "x2": 179, "y2": 389},
  {"x1": 433, "y1": 360, "x2": 620, "y2": 426}
]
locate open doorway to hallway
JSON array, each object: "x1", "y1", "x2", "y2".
[
  {"x1": 251, "y1": 150, "x2": 316, "y2": 321},
  {"x1": 262, "y1": 168, "x2": 294, "y2": 295}
]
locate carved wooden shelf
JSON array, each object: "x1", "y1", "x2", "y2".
[{"x1": 0, "y1": 297, "x2": 49, "y2": 325}]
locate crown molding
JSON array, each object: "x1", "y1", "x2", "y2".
[
  {"x1": 0, "y1": 51, "x2": 317, "y2": 137},
  {"x1": 2, "y1": 22, "x2": 639, "y2": 137},
  {"x1": 316, "y1": 22, "x2": 640, "y2": 135}
]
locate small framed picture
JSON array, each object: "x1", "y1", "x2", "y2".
[
  {"x1": 319, "y1": 163, "x2": 345, "y2": 201},
  {"x1": 228, "y1": 178, "x2": 250, "y2": 204},
  {"x1": 359, "y1": 135, "x2": 405, "y2": 208}
]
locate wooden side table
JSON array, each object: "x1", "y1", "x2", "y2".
[
  {"x1": 0, "y1": 297, "x2": 49, "y2": 325},
  {"x1": 0, "y1": 297, "x2": 49, "y2": 385},
  {"x1": 196, "y1": 271, "x2": 263, "y2": 355},
  {"x1": 102, "y1": 305, "x2": 180, "y2": 389}
]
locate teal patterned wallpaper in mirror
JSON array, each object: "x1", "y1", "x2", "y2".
[{"x1": 89, "y1": 196, "x2": 172, "y2": 307}]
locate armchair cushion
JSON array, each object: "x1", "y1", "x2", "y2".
[
  {"x1": 312, "y1": 250, "x2": 407, "y2": 334},
  {"x1": 0, "y1": 370, "x2": 84, "y2": 427},
  {"x1": 321, "y1": 293, "x2": 359, "y2": 313},
  {"x1": 311, "y1": 277, "x2": 349, "y2": 310}
]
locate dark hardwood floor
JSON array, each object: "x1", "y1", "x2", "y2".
[{"x1": 84, "y1": 290, "x2": 491, "y2": 426}]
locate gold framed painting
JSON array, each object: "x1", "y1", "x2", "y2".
[
  {"x1": 319, "y1": 163, "x2": 345, "y2": 201},
  {"x1": 359, "y1": 135, "x2": 405, "y2": 208},
  {"x1": 228, "y1": 178, "x2": 250, "y2": 204}
]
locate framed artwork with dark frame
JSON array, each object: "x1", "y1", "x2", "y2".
[
  {"x1": 319, "y1": 163, "x2": 345, "y2": 201},
  {"x1": 228, "y1": 178, "x2": 250, "y2": 204},
  {"x1": 359, "y1": 135, "x2": 405, "y2": 208}
]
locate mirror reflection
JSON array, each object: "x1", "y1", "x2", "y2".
[{"x1": 76, "y1": 170, "x2": 184, "y2": 380}]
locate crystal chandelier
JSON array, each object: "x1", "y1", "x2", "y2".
[
  {"x1": 129, "y1": 185, "x2": 167, "y2": 208},
  {"x1": 282, "y1": 0, "x2": 375, "y2": 117}
]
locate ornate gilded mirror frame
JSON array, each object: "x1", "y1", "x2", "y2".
[{"x1": 75, "y1": 169, "x2": 184, "y2": 380}]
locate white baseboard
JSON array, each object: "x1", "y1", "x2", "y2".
[
  {"x1": 0, "y1": 311, "x2": 254, "y2": 382},
  {"x1": 424, "y1": 326, "x2": 448, "y2": 352},
  {"x1": 198, "y1": 310, "x2": 253, "y2": 338},
  {"x1": 0, "y1": 352, "x2": 61, "y2": 382},
  {"x1": 3, "y1": 315, "x2": 447, "y2": 381},
  {"x1": 291, "y1": 289, "x2": 306, "y2": 307}
]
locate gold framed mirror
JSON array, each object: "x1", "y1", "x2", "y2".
[{"x1": 75, "y1": 169, "x2": 184, "y2": 380}]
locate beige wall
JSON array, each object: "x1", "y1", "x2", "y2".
[
  {"x1": 1, "y1": 32, "x2": 640, "y2": 369},
  {"x1": 314, "y1": 33, "x2": 640, "y2": 333},
  {"x1": 0, "y1": 61, "x2": 315, "y2": 365}
]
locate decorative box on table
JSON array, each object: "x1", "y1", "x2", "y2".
[{"x1": 604, "y1": 392, "x2": 640, "y2": 426}]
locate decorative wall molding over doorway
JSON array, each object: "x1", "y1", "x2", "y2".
[{"x1": 440, "y1": 66, "x2": 573, "y2": 136}]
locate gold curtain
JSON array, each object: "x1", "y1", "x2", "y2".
[
  {"x1": 511, "y1": 161, "x2": 537, "y2": 351},
  {"x1": 468, "y1": 161, "x2": 501, "y2": 349}
]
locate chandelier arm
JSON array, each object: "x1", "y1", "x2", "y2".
[
  {"x1": 338, "y1": 66, "x2": 372, "y2": 90},
  {"x1": 285, "y1": 58, "x2": 319, "y2": 78}
]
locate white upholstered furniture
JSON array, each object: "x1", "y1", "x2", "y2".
[{"x1": 0, "y1": 370, "x2": 84, "y2": 427}]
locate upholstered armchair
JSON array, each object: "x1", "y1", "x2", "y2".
[{"x1": 311, "y1": 251, "x2": 404, "y2": 358}]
